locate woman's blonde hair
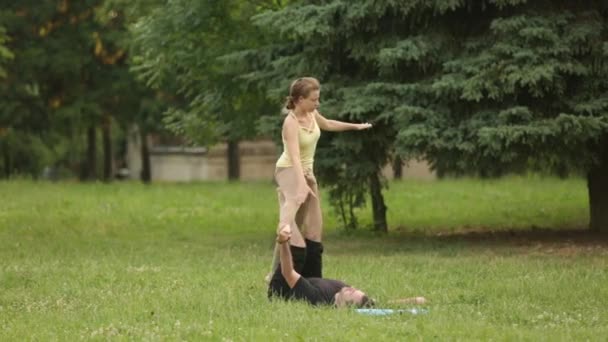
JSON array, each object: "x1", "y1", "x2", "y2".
[{"x1": 283, "y1": 77, "x2": 320, "y2": 113}]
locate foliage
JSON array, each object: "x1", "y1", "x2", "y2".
[
  {"x1": 3, "y1": 0, "x2": 608, "y2": 228},
  {"x1": 242, "y1": 0, "x2": 608, "y2": 230},
  {"x1": 0, "y1": 130, "x2": 59, "y2": 178},
  {"x1": 0, "y1": 0, "x2": 165, "y2": 178},
  {"x1": 0, "y1": 1, "x2": 101, "y2": 176},
  {"x1": 386, "y1": 3, "x2": 608, "y2": 177},
  {"x1": 240, "y1": 1, "x2": 409, "y2": 229},
  {"x1": 129, "y1": 0, "x2": 278, "y2": 146},
  {"x1": 0, "y1": 26, "x2": 13, "y2": 78}
]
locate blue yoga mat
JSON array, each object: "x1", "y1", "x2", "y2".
[{"x1": 355, "y1": 308, "x2": 429, "y2": 316}]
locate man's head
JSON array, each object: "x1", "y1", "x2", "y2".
[{"x1": 334, "y1": 287, "x2": 375, "y2": 308}]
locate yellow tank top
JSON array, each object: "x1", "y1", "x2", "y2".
[{"x1": 276, "y1": 111, "x2": 321, "y2": 171}]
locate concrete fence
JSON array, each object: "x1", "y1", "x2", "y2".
[{"x1": 127, "y1": 133, "x2": 435, "y2": 182}]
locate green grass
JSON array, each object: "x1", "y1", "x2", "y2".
[{"x1": 1, "y1": 177, "x2": 606, "y2": 341}]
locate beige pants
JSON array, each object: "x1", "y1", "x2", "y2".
[
  {"x1": 268, "y1": 167, "x2": 323, "y2": 277},
  {"x1": 275, "y1": 167, "x2": 323, "y2": 243}
]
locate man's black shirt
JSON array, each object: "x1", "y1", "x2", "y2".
[{"x1": 291, "y1": 277, "x2": 347, "y2": 305}]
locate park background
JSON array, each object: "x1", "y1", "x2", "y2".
[{"x1": 1, "y1": 0, "x2": 607, "y2": 340}]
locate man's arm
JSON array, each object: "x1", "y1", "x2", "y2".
[{"x1": 277, "y1": 226, "x2": 301, "y2": 288}]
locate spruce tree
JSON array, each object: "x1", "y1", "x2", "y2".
[{"x1": 244, "y1": 0, "x2": 608, "y2": 231}]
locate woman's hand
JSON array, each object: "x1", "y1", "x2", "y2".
[
  {"x1": 296, "y1": 182, "x2": 316, "y2": 204},
  {"x1": 356, "y1": 123, "x2": 373, "y2": 130}
]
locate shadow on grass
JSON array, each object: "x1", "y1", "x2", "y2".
[{"x1": 324, "y1": 227, "x2": 608, "y2": 256}]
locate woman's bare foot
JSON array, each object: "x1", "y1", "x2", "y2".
[{"x1": 277, "y1": 224, "x2": 291, "y2": 236}]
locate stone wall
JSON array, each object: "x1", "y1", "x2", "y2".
[{"x1": 127, "y1": 135, "x2": 434, "y2": 181}]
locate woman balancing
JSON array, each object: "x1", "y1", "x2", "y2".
[{"x1": 266, "y1": 77, "x2": 372, "y2": 285}]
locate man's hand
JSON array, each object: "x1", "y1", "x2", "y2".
[
  {"x1": 387, "y1": 296, "x2": 427, "y2": 305},
  {"x1": 277, "y1": 224, "x2": 300, "y2": 288}
]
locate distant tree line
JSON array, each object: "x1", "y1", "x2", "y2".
[{"x1": 1, "y1": 1, "x2": 607, "y2": 231}]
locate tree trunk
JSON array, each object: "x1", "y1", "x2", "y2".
[
  {"x1": 588, "y1": 145, "x2": 608, "y2": 232},
  {"x1": 2, "y1": 142, "x2": 10, "y2": 178},
  {"x1": 82, "y1": 125, "x2": 97, "y2": 181},
  {"x1": 140, "y1": 130, "x2": 151, "y2": 183},
  {"x1": 102, "y1": 115, "x2": 112, "y2": 182},
  {"x1": 337, "y1": 197, "x2": 349, "y2": 230},
  {"x1": 393, "y1": 156, "x2": 403, "y2": 179},
  {"x1": 348, "y1": 192, "x2": 357, "y2": 230},
  {"x1": 369, "y1": 172, "x2": 388, "y2": 233},
  {"x1": 227, "y1": 140, "x2": 240, "y2": 181}
]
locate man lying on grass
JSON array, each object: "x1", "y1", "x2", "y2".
[
  {"x1": 268, "y1": 227, "x2": 427, "y2": 308},
  {"x1": 267, "y1": 225, "x2": 374, "y2": 308}
]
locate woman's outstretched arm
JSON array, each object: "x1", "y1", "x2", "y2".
[{"x1": 315, "y1": 111, "x2": 372, "y2": 132}]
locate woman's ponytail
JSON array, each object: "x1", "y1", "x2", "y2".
[{"x1": 281, "y1": 77, "x2": 320, "y2": 115}]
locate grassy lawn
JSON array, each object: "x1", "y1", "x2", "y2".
[{"x1": 0, "y1": 177, "x2": 606, "y2": 340}]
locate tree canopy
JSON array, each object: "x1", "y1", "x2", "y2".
[
  {"x1": 0, "y1": 0, "x2": 162, "y2": 180},
  {"x1": 0, "y1": 26, "x2": 13, "y2": 79},
  {"x1": 3, "y1": 0, "x2": 607, "y2": 231},
  {"x1": 129, "y1": 0, "x2": 280, "y2": 147},
  {"x1": 233, "y1": 0, "x2": 608, "y2": 231}
]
